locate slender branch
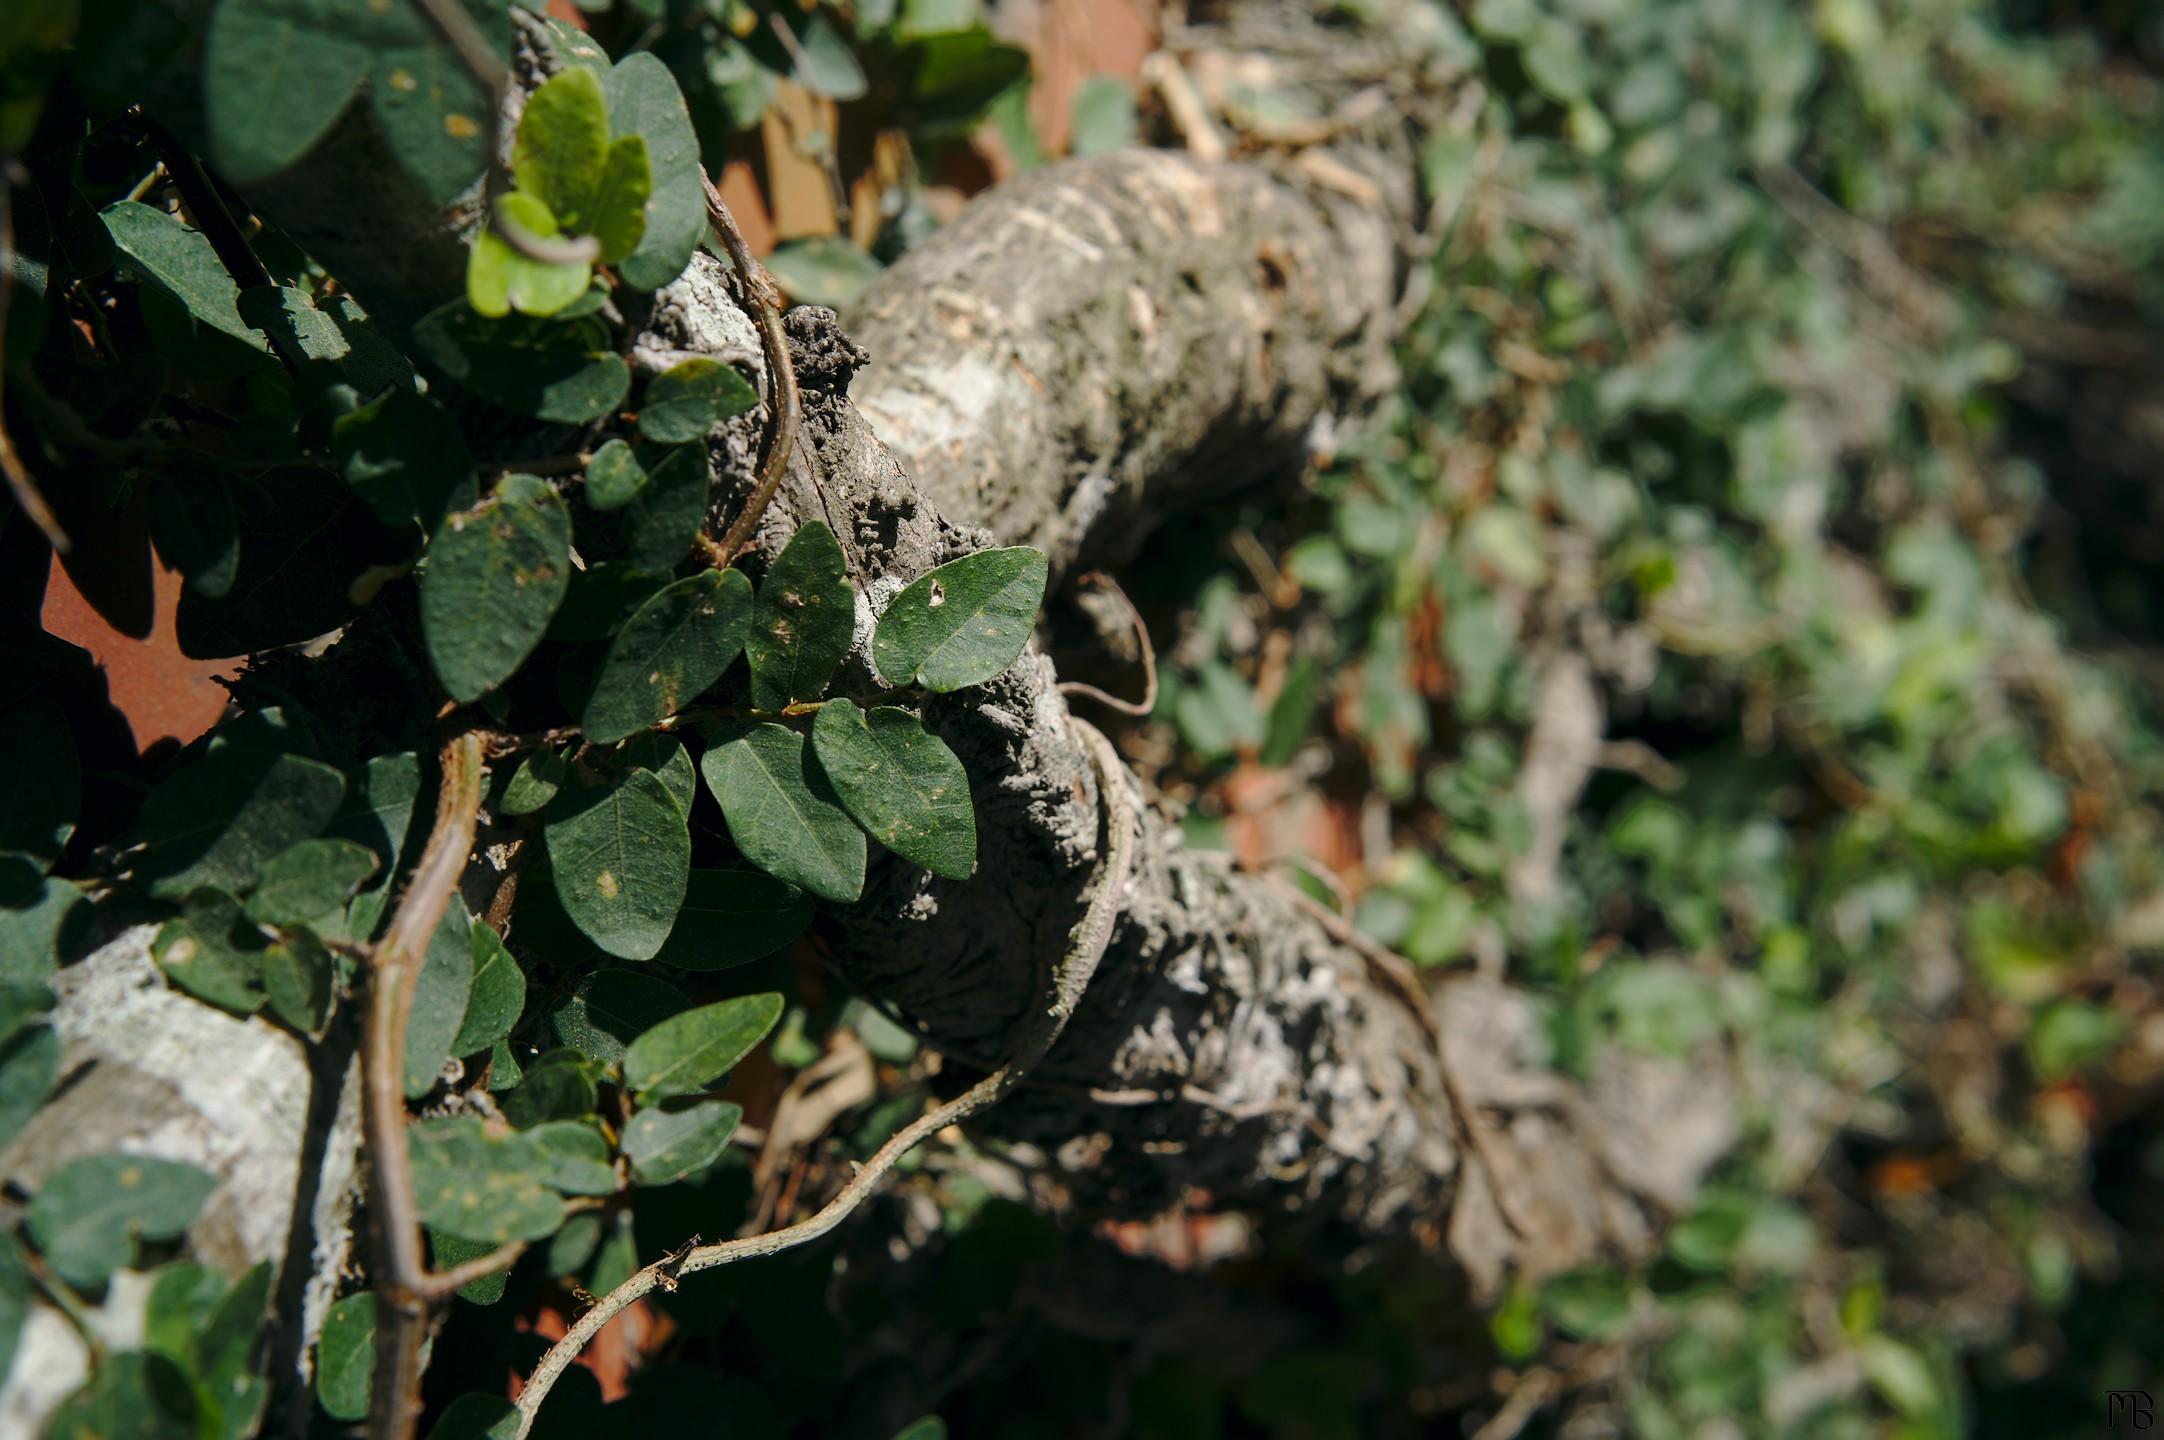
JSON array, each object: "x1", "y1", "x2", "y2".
[
  {"x1": 365, "y1": 731, "x2": 486, "y2": 1440},
  {"x1": 0, "y1": 165, "x2": 69, "y2": 553},
  {"x1": 513, "y1": 715, "x2": 1138, "y2": 1439},
  {"x1": 1056, "y1": 571, "x2": 1159, "y2": 718},
  {"x1": 703, "y1": 171, "x2": 801, "y2": 564},
  {"x1": 416, "y1": 1239, "x2": 527, "y2": 1300}
]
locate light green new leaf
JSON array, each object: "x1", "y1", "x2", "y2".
[
  {"x1": 452, "y1": 922, "x2": 524, "y2": 1056},
  {"x1": 314, "y1": 1291, "x2": 375, "y2": 1422},
  {"x1": 29, "y1": 1153, "x2": 219, "y2": 1289},
  {"x1": 590, "y1": 134, "x2": 652, "y2": 265},
  {"x1": 544, "y1": 768, "x2": 690, "y2": 960},
  {"x1": 872, "y1": 547, "x2": 1048, "y2": 691},
  {"x1": 811, "y1": 703, "x2": 976, "y2": 879},
  {"x1": 410, "y1": 304, "x2": 631, "y2": 423},
  {"x1": 550, "y1": 969, "x2": 688, "y2": 1065},
  {"x1": 405, "y1": 907, "x2": 475, "y2": 1098},
  {"x1": 245, "y1": 838, "x2": 379, "y2": 927},
  {"x1": 602, "y1": 53, "x2": 704, "y2": 290},
  {"x1": 638, "y1": 357, "x2": 759, "y2": 444},
  {"x1": 652, "y1": 868, "x2": 813, "y2": 971},
  {"x1": 408, "y1": 1117, "x2": 567, "y2": 1244},
  {"x1": 0, "y1": 698, "x2": 78, "y2": 870},
  {"x1": 624, "y1": 1098, "x2": 742, "y2": 1186},
  {"x1": 622, "y1": 991, "x2": 784, "y2": 1100},
  {"x1": 582, "y1": 568, "x2": 753, "y2": 743},
  {"x1": 421, "y1": 475, "x2": 572, "y2": 702},
  {"x1": 467, "y1": 192, "x2": 593, "y2": 319},
  {"x1": 700, "y1": 724, "x2": 866, "y2": 902},
  {"x1": 747, "y1": 520, "x2": 854, "y2": 708},
  {"x1": 514, "y1": 67, "x2": 610, "y2": 232}
]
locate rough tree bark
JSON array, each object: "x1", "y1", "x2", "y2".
[{"x1": 2, "y1": 0, "x2": 1745, "y2": 1420}]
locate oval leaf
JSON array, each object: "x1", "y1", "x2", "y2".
[
  {"x1": 603, "y1": 53, "x2": 705, "y2": 290},
  {"x1": 747, "y1": 521, "x2": 854, "y2": 708},
  {"x1": 638, "y1": 357, "x2": 759, "y2": 444},
  {"x1": 622, "y1": 992, "x2": 784, "y2": 1100},
  {"x1": 29, "y1": 1153, "x2": 219, "y2": 1289},
  {"x1": 581, "y1": 568, "x2": 753, "y2": 744},
  {"x1": 544, "y1": 768, "x2": 691, "y2": 960},
  {"x1": 421, "y1": 475, "x2": 572, "y2": 702},
  {"x1": 652, "y1": 868, "x2": 813, "y2": 971},
  {"x1": 550, "y1": 969, "x2": 689, "y2": 1065},
  {"x1": 314, "y1": 1292, "x2": 376, "y2": 1422},
  {"x1": 408, "y1": 1118, "x2": 567, "y2": 1244},
  {"x1": 872, "y1": 546, "x2": 1048, "y2": 692},
  {"x1": 811, "y1": 703, "x2": 976, "y2": 879},
  {"x1": 624, "y1": 1098, "x2": 742, "y2": 1186},
  {"x1": 698, "y1": 723, "x2": 865, "y2": 902}
]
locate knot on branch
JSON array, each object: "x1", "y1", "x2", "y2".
[{"x1": 783, "y1": 306, "x2": 872, "y2": 396}]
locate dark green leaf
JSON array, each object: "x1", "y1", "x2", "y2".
[
  {"x1": 405, "y1": 906, "x2": 475, "y2": 1098},
  {"x1": 872, "y1": 546, "x2": 1048, "y2": 691},
  {"x1": 603, "y1": 54, "x2": 705, "y2": 290},
  {"x1": 47, "y1": 1351, "x2": 199, "y2": 1440},
  {"x1": 314, "y1": 1291, "x2": 375, "y2": 1421},
  {"x1": 551, "y1": 969, "x2": 689, "y2": 1064},
  {"x1": 428, "y1": 1393, "x2": 521, "y2": 1440},
  {"x1": 1070, "y1": 76, "x2": 1136, "y2": 155},
  {"x1": 0, "y1": 1242, "x2": 27, "y2": 1404},
  {"x1": 409, "y1": 1117, "x2": 566, "y2": 1244},
  {"x1": 747, "y1": 520, "x2": 854, "y2": 708},
  {"x1": 422, "y1": 474, "x2": 573, "y2": 702},
  {"x1": 624, "y1": 1098, "x2": 742, "y2": 1185},
  {"x1": 430, "y1": 1230, "x2": 509, "y2": 1305},
  {"x1": 262, "y1": 928, "x2": 335, "y2": 1034},
  {"x1": 615, "y1": 733, "x2": 697, "y2": 813},
  {"x1": 499, "y1": 1049, "x2": 600, "y2": 1128},
  {"x1": 638, "y1": 357, "x2": 758, "y2": 444},
  {"x1": 453, "y1": 922, "x2": 525, "y2": 1055},
  {"x1": 144, "y1": 467, "x2": 240, "y2": 598},
  {"x1": 792, "y1": 12, "x2": 867, "y2": 99},
  {"x1": 245, "y1": 837, "x2": 379, "y2": 926},
  {"x1": 0, "y1": 983, "x2": 52, "y2": 1047},
  {"x1": 0, "y1": 1025, "x2": 60, "y2": 1151},
  {"x1": 700, "y1": 723, "x2": 865, "y2": 902},
  {"x1": 544, "y1": 768, "x2": 691, "y2": 961},
  {"x1": 0, "y1": 698, "x2": 78, "y2": 870},
  {"x1": 333, "y1": 752, "x2": 422, "y2": 940},
  {"x1": 0, "y1": 879, "x2": 79, "y2": 982},
  {"x1": 134, "y1": 732, "x2": 345, "y2": 900},
  {"x1": 519, "y1": 1120, "x2": 619, "y2": 1195},
  {"x1": 811, "y1": 703, "x2": 975, "y2": 878},
  {"x1": 155, "y1": 890, "x2": 266, "y2": 1015},
  {"x1": 237, "y1": 285, "x2": 351, "y2": 367},
  {"x1": 101, "y1": 201, "x2": 263, "y2": 347},
  {"x1": 608, "y1": 441, "x2": 710, "y2": 570},
  {"x1": 763, "y1": 237, "x2": 884, "y2": 308},
  {"x1": 582, "y1": 568, "x2": 752, "y2": 743},
  {"x1": 545, "y1": 1213, "x2": 602, "y2": 1275},
  {"x1": 583, "y1": 439, "x2": 647, "y2": 511},
  {"x1": 548, "y1": 562, "x2": 669, "y2": 642},
  {"x1": 497, "y1": 745, "x2": 569, "y2": 816},
  {"x1": 410, "y1": 304, "x2": 631, "y2": 423},
  {"x1": 29, "y1": 1153, "x2": 219, "y2": 1289},
  {"x1": 332, "y1": 387, "x2": 477, "y2": 532},
  {"x1": 200, "y1": 0, "x2": 380, "y2": 183},
  {"x1": 652, "y1": 868, "x2": 813, "y2": 971},
  {"x1": 622, "y1": 991, "x2": 784, "y2": 1100},
  {"x1": 891, "y1": 1420, "x2": 947, "y2": 1440},
  {"x1": 369, "y1": 21, "x2": 505, "y2": 202}
]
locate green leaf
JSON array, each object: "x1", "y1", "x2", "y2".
[
  {"x1": 155, "y1": 891, "x2": 266, "y2": 1015},
  {"x1": 747, "y1": 520, "x2": 854, "y2": 708},
  {"x1": 638, "y1": 357, "x2": 759, "y2": 444},
  {"x1": 199, "y1": 0, "x2": 374, "y2": 184},
  {"x1": 47, "y1": 1351, "x2": 199, "y2": 1440},
  {"x1": 700, "y1": 723, "x2": 866, "y2": 902},
  {"x1": 811, "y1": 704, "x2": 976, "y2": 879},
  {"x1": 497, "y1": 745, "x2": 568, "y2": 817},
  {"x1": 422, "y1": 474, "x2": 573, "y2": 702},
  {"x1": 516, "y1": 68, "x2": 611, "y2": 231},
  {"x1": 245, "y1": 838, "x2": 379, "y2": 926},
  {"x1": 332, "y1": 387, "x2": 477, "y2": 532},
  {"x1": 544, "y1": 768, "x2": 691, "y2": 960},
  {"x1": 428, "y1": 1393, "x2": 521, "y2": 1440},
  {"x1": 468, "y1": 191, "x2": 594, "y2": 319},
  {"x1": 624, "y1": 1098, "x2": 741, "y2": 1185},
  {"x1": 410, "y1": 304, "x2": 631, "y2": 423},
  {"x1": 872, "y1": 546, "x2": 1048, "y2": 691},
  {"x1": 134, "y1": 737, "x2": 345, "y2": 900},
  {"x1": 144, "y1": 467, "x2": 241, "y2": 599},
  {"x1": 590, "y1": 135, "x2": 652, "y2": 266},
  {"x1": 583, "y1": 439, "x2": 648, "y2": 511},
  {"x1": 616, "y1": 733, "x2": 697, "y2": 814},
  {"x1": 314, "y1": 1292, "x2": 375, "y2": 1421},
  {"x1": 891, "y1": 1420, "x2": 947, "y2": 1440},
  {"x1": 763, "y1": 237, "x2": 884, "y2": 308},
  {"x1": 549, "y1": 563, "x2": 670, "y2": 644},
  {"x1": 622, "y1": 991, "x2": 784, "y2": 1100},
  {"x1": 333, "y1": 752, "x2": 422, "y2": 940},
  {"x1": 0, "y1": 1242, "x2": 28, "y2": 1404},
  {"x1": 262, "y1": 928, "x2": 335, "y2": 1034},
  {"x1": 602, "y1": 54, "x2": 705, "y2": 290},
  {"x1": 1858, "y1": 1335, "x2": 1944, "y2": 1421},
  {"x1": 101, "y1": 201, "x2": 264, "y2": 348},
  {"x1": 429, "y1": 1230, "x2": 509, "y2": 1305},
  {"x1": 653, "y1": 868, "x2": 813, "y2": 971},
  {"x1": 0, "y1": 983, "x2": 53, "y2": 1048},
  {"x1": 370, "y1": 22, "x2": 503, "y2": 202},
  {"x1": 29, "y1": 1153, "x2": 219, "y2": 1289},
  {"x1": 236, "y1": 285, "x2": 352, "y2": 368},
  {"x1": 582, "y1": 568, "x2": 753, "y2": 743},
  {"x1": 405, "y1": 907, "x2": 475, "y2": 1098},
  {"x1": 518, "y1": 1120, "x2": 619, "y2": 1195},
  {"x1": 1070, "y1": 76, "x2": 1136, "y2": 155},
  {"x1": 0, "y1": 1025, "x2": 60, "y2": 1151},
  {"x1": 792, "y1": 12, "x2": 867, "y2": 100},
  {"x1": 409, "y1": 1117, "x2": 567, "y2": 1244},
  {"x1": 0, "y1": 880, "x2": 79, "y2": 983},
  {"x1": 0, "y1": 698, "x2": 78, "y2": 870},
  {"x1": 453, "y1": 923, "x2": 525, "y2": 1055},
  {"x1": 606, "y1": 441, "x2": 709, "y2": 570},
  {"x1": 551, "y1": 969, "x2": 689, "y2": 1065},
  {"x1": 499, "y1": 1049, "x2": 599, "y2": 1127}
]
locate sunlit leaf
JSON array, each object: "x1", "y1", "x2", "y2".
[
  {"x1": 581, "y1": 568, "x2": 752, "y2": 743},
  {"x1": 699, "y1": 723, "x2": 865, "y2": 902},
  {"x1": 811, "y1": 703, "x2": 975, "y2": 878},
  {"x1": 746, "y1": 520, "x2": 854, "y2": 708},
  {"x1": 544, "y1": 768, "x2": 691, "y2": 960},
  {"x1": 622, "y1": 991, "x2": 784, "y2": 1100},
  {"x1": 872, "y1": 546, "x2": 1047, "y2": 692},
  {"x1": 421, "y1": 474, "x2": 573, "y2": 703}
]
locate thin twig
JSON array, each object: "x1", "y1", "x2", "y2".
[
  {"x1": 365, "y1": 731, "x2": 486, "y2": 1440},
  {"x1": 416, "y1": 1239, "x2": 527, "y2": 1300},
  {"x1": 703, "y1": 170, "x2": 801, "y2": 563},
  {"x1": 1057, "y1": 571, "x2": 1159, "y2": 717},
  {"x1": 513, "y1": 718, "x2": 1138, "y2": 1439},
  {"x1": 0, "y1": 165, "x2": 69, "y2": 552}
]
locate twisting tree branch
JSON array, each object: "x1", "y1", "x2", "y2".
[
  {"x1": 512, "y1": 716, "x2": 1138, "y2": 1439},
  {"x1": 1056, "y1": 571, "x2": 1160, "y2": 718},
  {"x1": 365, "y1": 731, "x2": 488, "y2": 1440},
  {"x1": 702, "y1": 170, "x2": 801, "y2": 564}
]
